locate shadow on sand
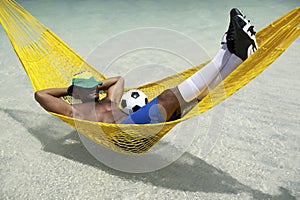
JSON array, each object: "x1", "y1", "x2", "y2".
[{"x1": 2, "y1": 108, "x2": 296, "y2": 200}]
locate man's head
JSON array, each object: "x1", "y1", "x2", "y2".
[
  {"x1": 68, "y1": 71, "x2": 103, "y2": 102},
  {"x1": 71, "y1": 71, "x2": 102, "y2": 88}
]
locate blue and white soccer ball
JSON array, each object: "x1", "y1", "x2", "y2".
[{"x1": 120, "y1": 89, "x2": 148, "y2": 114}]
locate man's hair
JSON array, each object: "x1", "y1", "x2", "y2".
[{"x1": 67, "y1": 85, "x2": 74, "y2": 95}]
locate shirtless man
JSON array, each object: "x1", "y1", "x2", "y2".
[
  {"x1": 35, "y1": 74, "x2": 128, "y2": 123},
  {"x1": 35, "y1": 8, "x2": 258, "y2": 124}
]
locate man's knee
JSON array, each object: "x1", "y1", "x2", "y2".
[
  {"x1": 158, "y1": 88, "x2": 180, "y2": 107},
  {"x1": 158, "y1": 89, "x2": 173, "y2": 101}
]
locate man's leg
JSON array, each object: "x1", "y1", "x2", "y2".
[
  {"x1": 156, "y1": 47, "x2": 238, "y2": 121},
  {"x1": 197, "y1": 9, "x2": 258, "y2": 100},
  {"x1": 158, "y1": 8, "x2": 258, "y2": 121},
  {"x1": 176, "y1": 8, "x2": 257, "y2": 104},
  {"x1": 156, "y1": 43, "x2": 232, "y2": 120},
  {"x1": 197, "y1": 53, "x2": 243, "y2": 100},
  {"x1": 174, "y1": 8, "x2": 246, "y2": 104},
  {"x1": 177, "y1": 44, "x2": 231, "y2": 103}
]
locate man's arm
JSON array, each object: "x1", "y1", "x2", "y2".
[
  {"x1": 34, "y1": 88, "x2": 74, "y2": 117},
  {"x1": 98, "y1": 76, "x2": 124, "y2": 103}
]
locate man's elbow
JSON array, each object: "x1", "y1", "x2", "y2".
[{"x1": 34, "y1": 91, "x2": 45, "y2": 104}]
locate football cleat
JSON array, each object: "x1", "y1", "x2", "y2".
[
  {"x1": 232, "y1": 14, "x2": 258, "y2": 61},
  {"x1": 224, "y1": 8, "x2": 246, "y2": 52}
]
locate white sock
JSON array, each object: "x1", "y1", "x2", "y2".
[
  {"x1": 178, "y1": 45, "x2": 231, "y2": 102},
  {"x1": 197, "y1": 54, "x2": 243, "y2": 100}
]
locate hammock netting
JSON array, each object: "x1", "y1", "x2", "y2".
[{"x1": 0, "y1": 0, "x2": 299, "y2": 154}]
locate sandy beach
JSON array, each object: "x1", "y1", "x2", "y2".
[{"x1": 0, "y1": 0, "x2": 299, "y2": 199}]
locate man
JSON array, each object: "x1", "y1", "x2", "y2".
[
  {"x1": 35, "y1": 74, "x2": 127, "y2": 123},
  {"x1": 35, "y1": 8, "x2": 258, "y2": 124}
]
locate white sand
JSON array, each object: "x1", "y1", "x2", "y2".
[{"x1": 0, "y1": 0, "x2": 299, "y2": 199}]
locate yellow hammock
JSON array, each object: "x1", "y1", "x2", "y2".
[{"x1": 0, "y1": 0, "x2": 299, "y2": 154}]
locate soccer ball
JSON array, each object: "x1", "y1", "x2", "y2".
[{"x1": 120, "y1": 89, "x2": 148, "y2": 114}]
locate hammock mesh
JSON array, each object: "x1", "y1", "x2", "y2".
[{"x1": 0, "y1": 0, "x2": 299, "y2": 154}]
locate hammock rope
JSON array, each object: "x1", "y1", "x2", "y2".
[{"x1": 0, "y1": 0, "x2": 299, "y2": 154}]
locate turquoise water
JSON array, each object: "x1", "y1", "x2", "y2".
[
  {"x1": 18, "y1": 0, "x2": 300, "y2": 56},
  {"x1": 0, "y1": 0, "x2": 299, "y2": 199}
]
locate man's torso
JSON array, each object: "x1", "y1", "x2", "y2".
[{"x1": 72, "y1": 99, "x2": 128, "y2": 123}]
